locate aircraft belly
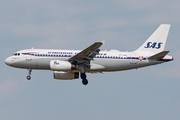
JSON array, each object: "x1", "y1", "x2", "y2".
[
  {"x1": 93, "y1": 58, "x2": 160, "y2": 71},
  {"x1": 93, "y1": 59, "x2": 131, "y2": 71}
]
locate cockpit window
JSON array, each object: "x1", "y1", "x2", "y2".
[
  {"x1": 13, "y1": 53, "x2": 17, "y2": 56},
  {"x1": 13, "y1": 53, "x2": 20, "y2": 56}
]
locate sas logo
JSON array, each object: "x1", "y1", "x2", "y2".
[
  {"x1": 54, "y1": 61, "x2": 59, "y2": 65},
  {"x1": 144, "y1": 42, "x2": 163, "y2": 49}
]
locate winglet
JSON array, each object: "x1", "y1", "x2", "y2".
[
  {"x1": 148, "y1": 51, "x2": 169, "y2": 59},
  {"x1": 101, "y1": 39, "x2": 106, "y2": 44}
]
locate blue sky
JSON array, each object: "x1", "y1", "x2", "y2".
[{"x1": 1, "y1": 0, "x2": 180, "y2": 120}]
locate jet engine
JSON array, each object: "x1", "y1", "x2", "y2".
[
  {"x1": 54, "y1": 71, "x2": 79, "y2": 80},
  {"x1": 50, "y1": 60, "x2": 76, "y2": 71}
]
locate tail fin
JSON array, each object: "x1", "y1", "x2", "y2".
[{"x1": 136, "y1": 24, "x2": 170, "y2": 53}]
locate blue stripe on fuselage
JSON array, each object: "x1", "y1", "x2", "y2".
[{"x1": 22, "y1": 53, "x2": 147, "y2": 60}]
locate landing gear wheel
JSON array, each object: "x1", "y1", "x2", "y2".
[
  {"x1": 27, "y1": 75, "x2": 31, "y2": 80},
  {"x1": 82, "y1": 79, "x2": 88, "y2": 85},
  {"x1": 27, "y1": 68, "x2": 32, "y2": 80}
]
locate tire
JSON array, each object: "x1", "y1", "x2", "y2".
[
  {"x1": 82, "y1": 79, "x2": 88, "y2": 85},
  {"x1": 27, "y1": 75, "x2": 31, "y2": 80}
]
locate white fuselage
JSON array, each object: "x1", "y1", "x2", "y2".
[{"x1": 5, "y1": 49, "x2": 173, "y2": 72}]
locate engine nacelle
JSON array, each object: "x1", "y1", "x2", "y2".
[
  {"x1": 54, "y1": 71, "x2": 79, "y2": 80},
  {"x1": 50, "y1": 60, "x2": 76, "y2": 71}
]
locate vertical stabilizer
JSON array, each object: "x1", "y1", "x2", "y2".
[{"x1": 136, "y1": 24, "x2": 170, "y2": 53}]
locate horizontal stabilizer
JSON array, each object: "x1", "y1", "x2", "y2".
[{"x1": 148, "y1": 51, "x2": 169, "y2": 59}]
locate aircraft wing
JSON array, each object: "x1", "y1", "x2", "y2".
[{"x1": 68, "y1": 41, "x2": 104, "y2": 63}]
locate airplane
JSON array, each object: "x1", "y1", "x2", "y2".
[{"x1": 5, "y1": 24, "x2": 173, "y2": 85}]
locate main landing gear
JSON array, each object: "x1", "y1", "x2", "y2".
[
  {"x1": 27, "y1": 68, "x2": 32, "y2": 80},
  {"x1": 81, "y1": 73, "x2": 88, "y2": 85}
]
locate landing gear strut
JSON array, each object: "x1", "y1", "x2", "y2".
[
  {"x1": 81, "y1": 73, "x2": 88, "y2": 85},
  {"x1": 27, "y1": 68, "x2": 32, "y2": 80}
]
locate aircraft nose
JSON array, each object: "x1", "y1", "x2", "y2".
[{"x1": 5, "y1": 57, "x2": 11, "y2": 65}]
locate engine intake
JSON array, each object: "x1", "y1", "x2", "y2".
[{"x1": 54, "y1": 71, "x2": 79, "y2": 80}]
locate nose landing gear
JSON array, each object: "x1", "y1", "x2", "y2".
[
  {"x1": 81, "y1": 73, "x2": 88, "y2": 85},
  {"x1": 27, "y1": 68, "x2": 32, "y2": 80}
]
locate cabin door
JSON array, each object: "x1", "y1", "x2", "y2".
[
  {"x1": 130, "y1": 53, "x2": 137, "y2": 64},
  {"x1": 26, "y1": 50, "x2": 32, "y2": 61}
]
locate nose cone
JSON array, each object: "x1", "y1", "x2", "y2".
[{"x1": 5, "y1": 57, "x2": 11, "y2": 66}]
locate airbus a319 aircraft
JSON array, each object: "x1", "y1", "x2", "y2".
[{"x1": 5, "y1": 24, "x2": 173, "y2": 85}]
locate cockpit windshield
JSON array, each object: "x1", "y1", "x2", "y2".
[{"x1": 13, "y1": 53, "x2": 20, "y2": 56}]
